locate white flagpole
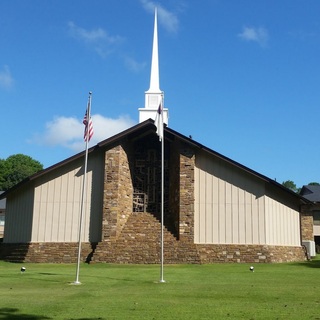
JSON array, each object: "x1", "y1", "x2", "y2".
[
  {"x1": 160, "y1": 97, "x2": 165, "y2": 283},
  {"x1": 74, "y1": 91, "x2": 92, "y2": 285},
  {"x1": 160, "y1": 125, "x2": 165, "y2": 282}
]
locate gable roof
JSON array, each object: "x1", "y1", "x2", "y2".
[
  {"x1": 0, "y1": 119, "x2": 312, "y2": 205},
  {"x1": 300, "y1": 185, "x2": 320, "y2": 202}
]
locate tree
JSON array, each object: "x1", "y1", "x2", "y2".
[
  {"x1": 308, "y1": 182, "x2": 320, "y2": 186},
  {"x1": 282, "y1": 180, "x2": 298, "y2": 193},
  {"x1": 0, "y1": 154, "x2": 43, "y2": 191}
]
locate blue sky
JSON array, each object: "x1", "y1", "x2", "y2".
[{"x1": 1, "y1": 0, "x2": 320, "y2": 188}]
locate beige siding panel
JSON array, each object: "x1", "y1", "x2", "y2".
[
  {"x1": 225, "y1": 181, "x2": 232, "y2": 243},
  {"x1": 194, "y1": 151, "x2": 267, "y2": 245},
  {"x1": 314, "y1": 225, "x2": 320, "y2": 236},
  {"x1": 287, "y1": 208, "x2": 298, "y2": 244},
  {"x1": 4, "y1": 187, "x2": 34, "y2": 243},
  {"x1": 238, "y1": 189, "x2": 246, "y2": 244},
  {"x1": 82, "y1": 174, "x2": 91, "y2": 241},
  {"x1": 264, "y1": 196, "x2": 300, "y2": 246},
  {"x1": 231, "y1": 185, "x2": 239, "y2": 244},
  {"x1": 194, "y1": 165, "x2": 200, "y2": 242},
  {"x1": 265, "y1": 197, "x2": 272, "y2": 244},
  {"x1": 245, "y1": 191, "x2": 252, "y2": 244},
  {"x1": 212, "y1": 175, "x2": 219, "y2": 243},
  {"x1": 32, "y1": 190, "x2": 40, "y2": 241},
  {"x1": 251, "y1": 195, "x2": 259, "y2": 244},
  {"x1": 65, "y1": 168, "x2": 77, "y2": 242},
  {"x1": 5, "y1": 151, "x2": 103, "y2": 244},
  {"x1": 281, "y1": 205, "x2": 286, "y2": 244},
  {"x1": 205, "y1": 173, "x2": 213, "y2": 243},
  {"x1": 199, "y1": 169, "x2": 206, "y2": 243},
  {"x1": 270, "y1": 198, "x2": 277, "y2": 245},
  {"x1": 258, "y1": 197, "x2": 266, "y2": 244},
  {"x1": 32, "y1": 160, "x2": 93, "y2": 242},
  {"x1": 65, "y1": 202, "x2": 76, "y2": 241},
  {"x1": 194, "y1": 151, "x2": 303, "y2": 247},
  {"x1": 57, "y1": 174, "x2": 68, "y2": 240},
  {"x1": 45, "y1": 202, "x2": 54, "y2": 242},
  {"x1": 218, "y1": 178, "x2": 226, "y2": 243}
]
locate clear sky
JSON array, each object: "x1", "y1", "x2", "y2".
[{"x1": 1, "y1": 0, "x2": 320, "y2": 189}]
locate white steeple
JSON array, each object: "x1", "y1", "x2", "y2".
[
  {"x1": 147, "y1": 7, "x2": 161, "y2": 93},
  {"x1": 139, "y1": 8, "x2": 169, "y2": 125}
]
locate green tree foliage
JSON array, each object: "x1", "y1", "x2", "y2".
[
  {"x1": 282, "y1": 180, "x2": 298, "y2": 192},
  {"x1": 308, "y1": 182, "x2": 320, "y2": 186},
  {"x1": 0, "y1": 154, "x2": 43, "y2": 191},
  {"x1": 282, "y1": 180, "x2": 320, "y2": 194}
]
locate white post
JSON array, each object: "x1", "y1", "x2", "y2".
[
  {"x1": 159, "y1": 96, "x2": 165, "y2": 283},
  {"x1": 74, "y1": 92, "x2": 92, "y2": 285}
]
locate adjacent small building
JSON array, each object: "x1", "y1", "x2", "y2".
[{"x1": 300, "y1": 185, "x2": 320, "y2": 254}]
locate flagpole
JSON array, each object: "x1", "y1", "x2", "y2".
[
  {"x1": 160, "y1": 96, "x2": 165, "y2": 283},
  {"x1": 160, "y1": 125, "x2": 165, "y2": 283},
  {"x1": 74, "y1": 91, "x2": 92, "y2": 285}
]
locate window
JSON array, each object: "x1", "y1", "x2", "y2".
[{"x1": 0, "y1": 214, "x2": 4, "y2": 226}]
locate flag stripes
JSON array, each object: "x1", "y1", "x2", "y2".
[{"x1": 83, "y1": 107, "x2": 93, "y2": 142}]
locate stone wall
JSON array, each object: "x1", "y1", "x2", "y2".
[
  {"x1": 300, "y1": 209, "x2": 314, "y2": 241},
  {"x1": 0, "y1": 242, "x2": 93, "y2": 263},
  {"x1": 102, "y1": 144, "x2": 133, "y2": 240},
  {"x1": 179, "y1": 142, "x2": 195, "y2": 241},
  {"x1": 196, "y1": 244, "x2": 306, "y2": 263},
  {"x1": 0, "y1": 241, "x2": 306, "y2": 264},
  {"x1": 168, "y1": 138, "x2": 181, "y2": 237}
]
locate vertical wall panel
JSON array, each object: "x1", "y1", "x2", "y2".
[
  {"x1": 205, "y1": 173, "x2": 213, "y2": 243},
  {"x1": 31, "y1": 154, "x2": 101, "y2": 243},
  {"x1": 194, "y1": 151, "x2": 300, "y2": 246},
  {"x1": 252, "y1": 195, "x2": 259, "y2": 244},
  {"x1": 259, "y1": 197, "x2": 265, "y2": 244},
  {"x1": 245, "y1": 191, "x2": 252, "y2": 244},
  {"x1": 225, "y1": 181, "x2": 232, "y2": 243},
  {"x1": 212, "y1": 176, "x2": 219, "y2": 243},
  {"x1": 238, "y1": 188, "x2": 246, "y2": 244},
  {"x1": 4, "y1": 150, "x2": 103, "y2": 244},
  {"x1": 4, "y1": 187, "x2": 34, "y2": 243},
  {"x1": 195, "y1": 151, "x2": 267, "y2": 245},
  {"x1": 194, "y1": 164, "x2": 200, "y2": 242},
  {"x1": 199, "y1": 169, "x2": 206, "y2": 243},
  {"x1": 231, "y1": 185, "x2": 239, "y2": 244},
  {"x1": 264, "y1": 196, "x2": 300, "y2": 246},
  {"x1": 218, "y1": 178, "x2": 226, "y2": 243}
]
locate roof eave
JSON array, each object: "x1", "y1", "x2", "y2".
[{"x1": 0, "y1": 120, "x2": 154, "y2": 199}]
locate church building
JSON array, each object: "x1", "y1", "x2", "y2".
[{"x1": 0, "y1": 10, "x2": 314, "y2": 264}]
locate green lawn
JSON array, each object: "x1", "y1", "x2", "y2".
[{"x1": 0, "y1": 257, "x2": 320, "y2": 320}]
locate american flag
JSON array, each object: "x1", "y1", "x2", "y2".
[{"x1": 83, "y1": 107, "x2": 94, "y2": 142}]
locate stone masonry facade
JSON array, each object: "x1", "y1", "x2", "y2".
[
  {"x1": 0, "y1": 137, "x2": 308, "y2": 264},
  {"x1": 300, "y1": 206, "x2": 315, "y2": 241},
  {"x1": 102, "y1": 144, "x2": 133, "y2": 241}
]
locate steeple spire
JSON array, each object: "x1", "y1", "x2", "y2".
[
  {"x1": 147, "y1": 7, "x2": 161, "y2": 93},
  {"x1": 139, "y1": 8, "x2": 169, "y2": 125}
]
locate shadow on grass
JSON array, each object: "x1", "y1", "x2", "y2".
[
  {"x1": 0, "y1": 308, "x2": 106, "y2": 320},
  {"x1": 38, "y1": 273, "x2": 61, "y2": 276},
  {"x1": 0, "y1": 308, "x2": 51, "y2": 319},
  {"x1": 290, "y1": 257, "x2": 320, "y2": 268}
]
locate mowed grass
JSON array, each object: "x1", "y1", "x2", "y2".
[{"x1": 0, "y1": 257, "x2": 320, "y2": 320}]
